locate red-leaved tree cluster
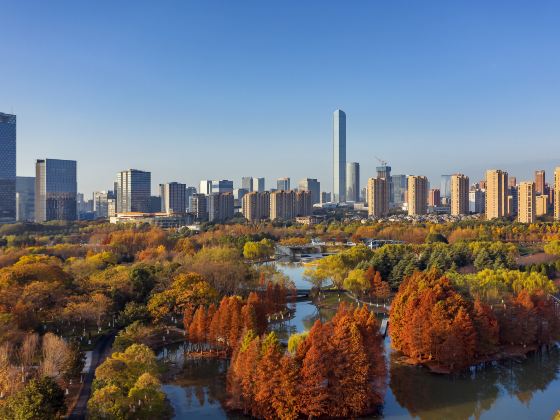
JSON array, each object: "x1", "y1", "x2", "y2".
[
  {"x1": 227, "y1": 303, "x2": 386, "y2": 419},
  {"x1": 390, "y1": 270, "x2": 560, "y2": 372}
]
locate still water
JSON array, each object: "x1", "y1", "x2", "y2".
[{"x1": 161, "y1": 261, "x2": 560, "y2": 419}]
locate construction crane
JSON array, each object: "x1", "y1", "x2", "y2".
[{"x1": 374, "y1": 156, "x2": 387, "y2": 167}]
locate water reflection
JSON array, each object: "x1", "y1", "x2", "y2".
[{"x1": 386, "y1": 346, "x2": 560, "y2": 420}]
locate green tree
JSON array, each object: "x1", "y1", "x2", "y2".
[{"x1": 1, "y1": 377, "x2": 66, "y2": 420}]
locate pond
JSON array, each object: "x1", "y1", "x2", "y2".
[{"x1": 161, "y1": 261, "x2": 560, "y2": 419}]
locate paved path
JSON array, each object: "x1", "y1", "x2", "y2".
[{"x1": 69, "y1": 334, "x2": 115, "y2": 420}]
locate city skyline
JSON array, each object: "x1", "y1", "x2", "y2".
[{"x1": 1, "y1": 2, "x2": 560, "y2": 196}]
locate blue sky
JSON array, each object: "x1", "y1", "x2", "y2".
[{"x1": 1, "y1": 1, "x2": 560, "y2": 196}]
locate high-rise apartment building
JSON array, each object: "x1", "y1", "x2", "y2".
[
  {"x1": 35, "y1": 159, "x2": 77, "y2": 222},
  {"x1": 428, "y1": 189, "x2": 441, "y2": 207},
  {"x1": 295, "y1": 191, "x2": 313, "y2": 217},
  {"x1": 517, "y1": 182, "x2": 536, "y2": 224},
  {"x1": 346, "y1": 162, "x2": 360, "y2": 202},
  {"x1": 407, "y1": 176, "x2": 428, "y2": 216},
  {"x1": 298, "y1": 178, "x2": 320, "y2": 204},
  {"x1": 554, "y1": 168, "x2": 560, "y2": 221},
  {"x1": 367, "y1": 177, "x2": 389, "y2": 218},
  {"x1": 270, "y1": 190, "x2": 312, "y2": 220},
  {"x1": 451, "y1": 174, "x2": 470, "y2": 216},
  {"x1": 333, "y1": 109, "x2": 346, "y2": 202},
  {"x1": 160, "y1": 182, "x2": 186, "y2": 214},
  {"x1": 277, "y1": 177, "x2": 290, "y2": 191},
  {"x1": 485, "y1": 169, "x2": 509, "y2": 220},
  {"x1": 536, "y1": 194, "x2": 548, "y2": 217},
  {"x1": 16, "y1": 176, "x2": 35, "y2": 222},
  {"x1": 116, "y1": 169, "x2": 151, "y2": 213},
  {"x1": 208, "y1": 192, "x2": 234, "y2": 223},
  {"x1": 391, "y1": 174, "x2": 407, "y2": 207},
  {"x1": 508, "y1": 177, "x2": 517, "y2": 188},
  {"x1": 0, "y1": 113, "x2": 16, "y2": 223},
  {"x1": 242, "y1": 191, "x2": 270, "y2": 222},
  {"x1": 535, "y1": 170, "x2": 545, "y2": 195}
]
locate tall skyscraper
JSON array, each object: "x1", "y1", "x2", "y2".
[
  {"x1": 535, "y1": 170, "x2": 545, "y2": 195},
  {"x1": 116, "y1": 169, "x2": 151, "y2": 213},
  {"x1": 277, "y1": 177, "x2": 290, "y2": 191},
  {"x1": 485, "y1": 169, "x2": 509, "y2": 220},
  {"x1": 391, "y1": 174, "x2": 407, "y2": 207},
  {"x1": 367, "y1": 177, "x2": 388, "y2": 218},
  {"x1": 16, "y1": 176, "x2": 35, "y2": 222},
  {"x1": 554, "y1": 167, "x2": 560, "y2": 221},
  {"x1": 0, "y1": 113, "x2": 16, "y2": 223},
  {"x1": 298, "y1": 178, "x2": 320, "y2": 204},
  {"x1": 191, "y1": 193, "x2": 208, "y2": 222},
  {"x1": 199, "y1": 180, "x2": 213, "y2": 195},
  {"x1": 451, "y1": 174, "x2": 470, "y2": 216},
  {"x1": 211, "y1": 179, "x2": 234, "y2": 194},
  {"x1": 35, "y1": 159, "x2": 77, "y2": 222},
  {"x1": 346, "y1": 162, "x2": 360, "y2": 202},
  {"x1": 333, "y1": 109, "x2": 346, "y2": 202},
  {"x1": 241, "y1": 177, "x2": 253, "y2": 192},
  {"x1": 518, "y1": 181, "x2": 536, "y2": 224},
  {"x1": 252, "y1": 177, "x2": 265, "y2": 193},
  {"x1": 160, "y1": 182, "x2": 186, "y2": 214},
  {"x1": 440, "y1": 175, "x2": 452, "y2": 200},
  {"x1": 93, "y1": 191, "x2": 110, "y2": 218},
  {"x1": 407, "y1": 175, "x2": 428, "y2": 216}
]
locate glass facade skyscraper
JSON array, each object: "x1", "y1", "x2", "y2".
[
  {"x1": 333, "y1": 109, "x2": 346, "y2": 202},
  {"x1": 35, "y1": 159, "x2": 77, "y2": 222},
  {"x1": 16, "y1": 176, "x2": 35, "y2": 222},
  {"x1": 116, "y1": 169, "x2": 151, "y2": 213},
  {"x1": 0, "y1": 113, "x2": 16, "y2": 223},
  {"x1": 346, "y1": 162, "x2": 360, "y2": 202}
]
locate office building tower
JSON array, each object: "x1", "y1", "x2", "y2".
[
  {"x1": 440, "y1": 175, "x2": 452, "y2": 200},
  {"x1": 485, "y1": 169, "x2": 509, "y2": 220},
  {"x1": 199, "y1": 180, "x2": 213, "y2": 195},
  {"x1": 185, "y1": 187, "x2": 197, "y2": 212},
  {"x1": 367, "y1": 177, "x2": 389, "y2": 218},
  {"x1": 451, "y1": 174, "x2": 470, "y2": 216},
  {"x1": 93, "y1": 191, "x2": 110, "y2": 218},
  {"x1": 407, "y1": 175, "x2": 428, "y2": 216},
  {"x1": 277, "y1": 177, "x2": 290, "y2": 191},
  {"x1": 147, "y1": 196, "x2": 161, "y2": 213},
  {"x1": 391, "y1": 174, "x2": 407, "y2": 206},
  {"x1": 242, "y1": 191, "x2": 270, "y2": 222},
  {"x1": 428, "y1": 189, "x2": 441, "y2": 207},
  {"x1": 35, "y1": 159, "x2": 77, "y2": 222},
  {"x1": 116, "y1": 169, "x2": 151, "y2": 213},
  {"x1": 251, "y1": 177, "x2": 265, "y2": 193},
  {"x1": 536, "y1": 194, "x2": 548, "y2": 217},
  {"x1": 320, "y1": 192, "x2": 331, "y2": 204},
  {"x1": 15, "y1": 176, "x2": 35, "y2": 222},
  {"x1": 469, "y1": 187, "x2": 485, "y2": 214},
  {"x1": 208, "y1": 192, "x2": 234, "y2": 223},
  {"x1": 535, "y1": 170, "x2": 545, "y2": 195},
  {"x1": 234, "y1": 188, "x2": 248, "y2": 205},
  {"x1": 346, "y1": 162, "x2": 360, "y2": 202},
  {"x1": 0, "y1": 113, "x2": 16, "y2": 223},
  {"x1": 508, "y1": 185, "x2": 519, "y2": 217},
  {"x1": 333, "y1": 109, "x2": 346, "y2": 202},
  {"x1": 555, "y1": 168, "x2": 560, "y2": 221},
  {"x1": 192, "y1": 193, "x2": 208, "y2": 222},
  {"x1": 298, "y1": 178, "x2": 320, "y2": 204},
  {"x1": 160, "y1": 182, "x2": 186, "y2": 214},
  {"x1": 517, "y1": 182, "x2": 536, "y2": 224},
  {"x1": 211, "y1": 179, "x2": 234, "y2": 194},
  {"x1": 241, "y1": 177, "x2": 253, "y2": 192}
]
